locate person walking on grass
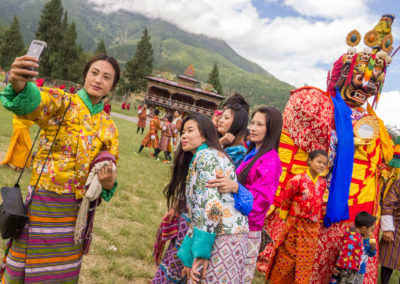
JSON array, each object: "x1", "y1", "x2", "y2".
[
  {"x1": 0, "y1": 53, "x2": 120, "y2": 283},
  {"x1": 137, "y1": 103, "x2": 147, "y2": 134},
  {"x1": 159, "y1": 115, "x2": 175, "y2": 163},
  {"x1": 136, "y1": 108, "x2": 161, "y2": 160}
]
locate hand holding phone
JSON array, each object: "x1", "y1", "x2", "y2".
[
  {"x1": 25, "y1": 40, "x2": 47, "y2": 80},
  {"x1": 191, "y1": 258, "x2": 208, "y2": 283},
  {"x1": 7, "y1": 40, "x2": 47, "y2": 93}
]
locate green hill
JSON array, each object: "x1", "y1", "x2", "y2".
[{"x1": 0, "y1": 0, "x2": 294, "y2": 109}]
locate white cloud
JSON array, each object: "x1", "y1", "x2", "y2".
[
  {"x1": 88, "y1": 0, "x2": 399, "y2": 119},
  {"x1": 283, "y1": 0, "x2": 369, "y2": 19},
  {"x1": 373, "y1": 91, "x2": 400, "y2": 127}
]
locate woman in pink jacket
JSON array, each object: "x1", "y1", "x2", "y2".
[{"x1": 207, "y1": 106, "x2": 282, "y2": 283}]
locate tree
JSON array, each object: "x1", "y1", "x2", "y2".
[
  {"x1": 66, "y1": 35, "x2": 85, "y2": 82},
  {"x1": 124, "y1": 27, "x2": 153, "y2": 93},
  {"x1": 35, "y1": 0, "x2": 64, "y2": 76},
  {"x1": 115, "y1": 74, "x2": 130, "y2": 98},
  {"x1": 49, "y1": 11, "x2": 69, "y2": 79},
  {"x1": 41, "y1": 8, "x2": 81, "y2": 82},
  {"x1": 207, "y1": 63, "x2": 223, "y2": 95},
  {"x1": 96, "y1": 39, "x2": 107, "y2": 54},
  {"x1": 0, "y1": 16, "x2": 24, "y2": 70},
  {"x1": 0, "y1": 26, "x2": 8, "y2": 64},
  {"x1": 54, "y1": 21, "x2": 80, "y2": 81}
]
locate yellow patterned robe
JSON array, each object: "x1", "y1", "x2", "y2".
[{"x1": 0, "y1": 82, "x2": 119, "y2": 199}]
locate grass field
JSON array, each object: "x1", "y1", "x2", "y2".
[
  {"x1": 0, "y1": 88, "x2": 265, "y2": 283},
  {"x1": 0, "y1": 84, "x2": 397, "y2": 283}
]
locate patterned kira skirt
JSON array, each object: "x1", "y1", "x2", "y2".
[{"x1": 2, "y1": 187, "x2": 83, "y2": 284}]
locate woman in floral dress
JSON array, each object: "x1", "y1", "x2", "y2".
[{"x1": 164, "y1": 114, "x2": 249, "y2": 283}]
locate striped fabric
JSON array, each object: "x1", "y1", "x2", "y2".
[
  {"x1": 2, "y1": 187, "x2": 82, "y2": 283},
  {"x1": 379, "y1": 180, "x2": 400, "y2": 270},
  {"x1": 152, "y1": 214, "x2": 190, "y2": 283}
]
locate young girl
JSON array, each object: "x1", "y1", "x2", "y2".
[
  {"x1": 170, "y1": 115, "x2": 249, "y2": 282},
  {"x1": 269, "y1": 149, "x2": 329, "y2": 284},
  {"x1": 217, "y1": 97, "x2": 249, "y2": 168},
  {"x1": 208, "y1": 107, "x2": 283, "y2": 283}
]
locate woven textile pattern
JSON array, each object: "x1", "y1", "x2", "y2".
[
  {"x1": 152, "y1": 215, "x2": 190, "y2": 283},
  {"x1": 195, "y1": 234, "x2": 247, "y2": 284},
  {"x1": 244, "y1": 231, "x2": 262, "y2": 284},
  {"x1": 2, "y1": 187, "x2": 82, "y2": 283}
]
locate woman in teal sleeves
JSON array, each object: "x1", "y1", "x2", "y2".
[{"x1": 164, "y1": 114, "x2": 248, "y2": 283}]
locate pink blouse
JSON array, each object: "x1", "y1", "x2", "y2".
[{"x1": 236, "y1": 149, "x2": 282, "y2": 231}]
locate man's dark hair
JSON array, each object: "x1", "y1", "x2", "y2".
[
  {"x1": 154, "y1": 109, "x2": 160, "y2": 115},
  {"x1": 354, "y1": 211, "x2": 376, "y2": 228}
]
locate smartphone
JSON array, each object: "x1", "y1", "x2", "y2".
[
  {"x1": 194, "y1": 264, "x2": 203, "y2": 284},
  {"x1": 25, "y1": 40, "x2": 47, "y2": 79}
]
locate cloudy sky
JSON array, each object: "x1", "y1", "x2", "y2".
[{"x1": 88, "y1": 0, "x2": 399, "y2": 126}]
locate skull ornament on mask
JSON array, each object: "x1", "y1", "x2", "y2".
[
  {"x1": 360, "y1": 47, "x2": 372, "y2": 61},
  {"x1": 375, "y1": 50, "x2": 388, "y2": 66},
  {"x1": 346, "y1": 47, "x2": 357, "y2": 61}
]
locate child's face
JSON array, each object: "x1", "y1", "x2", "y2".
[
  {"x1": 360, "y1": 224, "x2": 375, "y2": 238},
  {"x1": 308, "y1": 155, "x2": 328, "y2": 175}
]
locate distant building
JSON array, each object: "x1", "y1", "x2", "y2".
[{"x1": 144, "y1": 65, "x2": 223, "y2": 116}]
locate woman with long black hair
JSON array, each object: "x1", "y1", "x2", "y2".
[
  {"x1": 163, "y1": 114, "x2": 248, "y2": 282},
  {"x1": 207, "y1": 107, "x2": 283, "y2": 283},
  {"x1": 152, "y1": 108, "x2": 253, "y2": 282}
]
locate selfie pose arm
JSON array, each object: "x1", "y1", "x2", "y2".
[{"x1": 1, "y1": 56, "x2": 69, "y2": 128}]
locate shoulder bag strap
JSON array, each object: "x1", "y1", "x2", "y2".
[
  {"x1": 14, "y1": 128, "x2": 41, "y2": 189},
  {"x1": 25, "y1": 96, "x2": 72, "y2": 210}
]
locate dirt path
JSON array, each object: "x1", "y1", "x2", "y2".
[{"x1": 110, "y1": 112, "x2": 151, "y2": 127}]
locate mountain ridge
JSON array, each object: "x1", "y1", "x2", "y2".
[{"x1": 0, "y1": 0, "x2": 293, "y2": 109}]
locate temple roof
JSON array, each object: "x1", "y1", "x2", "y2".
[
  {"x1": 177, "y1": 75, "x2": 200, "y2": 84},
  {"x1": 146, "y1": 76, "x2": 224, "y2": 100}
]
